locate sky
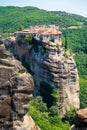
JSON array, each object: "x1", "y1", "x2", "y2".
[{"x1": 0, "y1": 0, "x2": 87, "y2": 18}]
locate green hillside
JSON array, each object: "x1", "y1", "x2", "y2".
[
  {"x1": 62, "y1": 27, "x2": 87, "y2": 78},
  {"x1": 62, "y1": 27, "x2": 87, "y2": 109},
  {"x1": 0, "y1": 6, "x2": 87, "y2": 32}
]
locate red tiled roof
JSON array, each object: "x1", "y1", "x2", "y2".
[{"x1": 15, "y1": 25, "x2": 62, "y2": 36}]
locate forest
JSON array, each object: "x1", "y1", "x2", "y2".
[{"x1": 0, "y1": 6, "x2": 87, "y2": 32}]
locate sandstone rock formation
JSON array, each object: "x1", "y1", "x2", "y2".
[
  {"x1": 14, "y1": 114, "x2": 40, "y2": 130},
  {"x1": 4, "y1": 29, "x2": 80, "y2": 115},
  {"x1": 70, "y1": 108, "x2": 87, "y2": 130},
  {"x1": 0, "y1": 43, "x2": 39, "y2": 129},
  {"x1": 27, "y1": 41, "x2": 80, "y2": 115}
]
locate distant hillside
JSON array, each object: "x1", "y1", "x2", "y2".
[
  {"x1": 62, "y1": 27, "x2": 87, "y2": 78},
  {"x1": 0, "y1": 6, "x2": 87, "y2": 32}
]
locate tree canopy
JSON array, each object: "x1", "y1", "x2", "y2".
[{"x1": 0, "y1": 6, "x2": 87, "y2": 32}]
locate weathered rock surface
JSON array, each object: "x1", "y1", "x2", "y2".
[
  {"x1": 70, "y1": 108, "x2": 87, "y2": 130},
  {"x1": 13, "y1": 114, "x2": 40, "y2": 130},
  {"x1": 0, "y1": 43, "x2": 39, "y2": 129},
  {"x1": 4, "y1": 33, "x2": 80, "y2": 115}
]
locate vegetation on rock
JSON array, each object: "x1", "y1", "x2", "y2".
[
  {"x1": 62, "y1": 106, "x2": 76, "y2": 125},
  {"x1": 25, "y1": 34, "x2": 33, "y2": 43},
  {"x1": 29, "y1": 96, "x2": 70, "y2": 130}
]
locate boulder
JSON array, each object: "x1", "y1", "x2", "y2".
[
  {"x1": 70, "y1": 108, "x2": 87, "y2": 130},
  {"x1": 75, "y1": 108, "x2": 87, "y2": 126}
]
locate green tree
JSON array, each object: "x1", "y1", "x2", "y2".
[
  {"x1": 18, "y1": 25, "x2": 24, "y2": 31},
  {"x1": 29, "y1": 97, "x2": 70, "y2": 130},
  {"x1": 25, "y1": 34, "x2": 33, "y2": 43},
  {"x1": 30, "y1": 96, "x2": 48, "y2": 112},
  {"x1": 49, "y1": 106, "x2": 59, "y2": 116},
  {"x1": 65, "y1": 36, "x2": 68, "y2": 50},
  {"x1": 63, "y1": 106, "x2": 76, "y2": 124},
  {"x1": 80, "y1": 78, "x2": 87, "y2": 108}
]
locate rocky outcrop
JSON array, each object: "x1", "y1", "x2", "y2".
[
  {"x1": 14, "y1": 114, "x2": 40, "y2": 130},
  {"x1": 27, "y1": 41, "x2": 80, "y2": 115},
  {"x1": 4, "y1": 32, "x2": 80, "y2": 115},
  {"x1": 70, "y1": 108, "x2": 87, "y2": 130},
  {"x1": 0, "y1": 43, "x2": 39, "y2": 129}
]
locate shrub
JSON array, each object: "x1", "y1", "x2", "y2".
[
  {"x1": 25, "y1": 34, "x2": 32, "y2": 43},
  {"x1": 29, "y1": 97, "x2": 70, "y2": 130},
  {"x1": 63, "y1": 51, "x2": 69, "y2": 58},
  {"x1": 30, "y1": 96, "x2": 48, "y2": 112},
  {"x1": 56, "y1": 43, "x2": 59, "y2": 49},
  {"x1": 62, "y1": 106, "x2": 76, "y2": 124},
  {"x1": 49, "y1": 106, "x2": 59, "y2": 116},
  {"x1": 18, "y1": 25, "x2": 24, "y2": 31},
  {"x1": 65, "y1": 36, "x2": 68, "y2": 49}
]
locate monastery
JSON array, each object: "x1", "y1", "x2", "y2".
[{"x1": 15, "y1": 25, "x2": 62, "y2": 43}]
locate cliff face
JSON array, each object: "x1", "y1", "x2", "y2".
[
  {"x1": 0, "y1": 42, "x2": 39, "y2": 130},
  {"x1": 4, "y1": 32, "x2": 80, "y2": 115},
  {"x1": 27, "y1": 41, "x2": 79, "y2": 115}
]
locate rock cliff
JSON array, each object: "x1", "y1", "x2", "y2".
[
  {"x1": 4, "y1": 29, "x2": 80, "y2": 115},
  {"x1": 0, "y1": 41, "x2": 39, "y2": 129}
]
